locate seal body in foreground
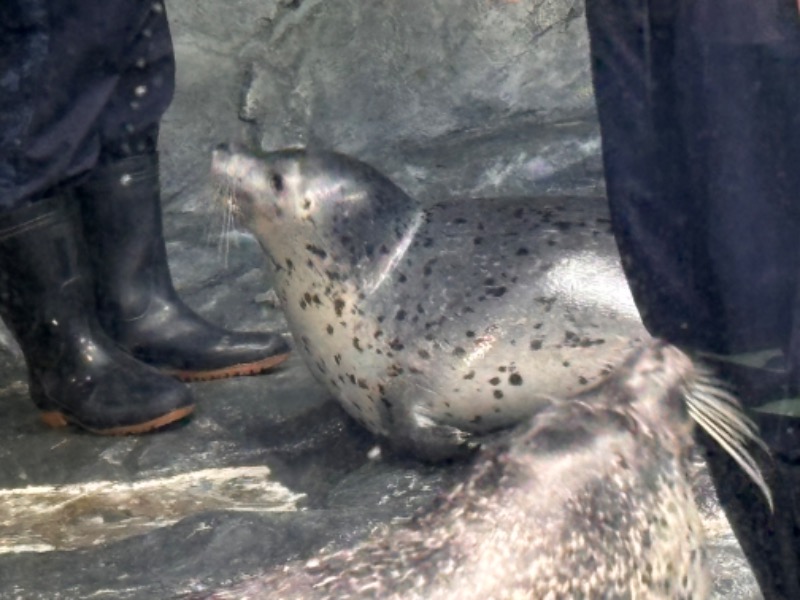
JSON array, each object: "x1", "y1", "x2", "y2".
[
  {"x1": 212, "y1": 147, "x2": 649, "y2": 459},
  {"x1": 198, "y1": 342, "x2": 754, "y2": 599}
]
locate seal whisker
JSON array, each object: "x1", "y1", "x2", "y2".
[
  {"x1": 205, "y1": 178, "x2": 239, "y2": 268},
  {"x1": 684, "y1": 375, "x2": 773, "y2": 511},
  {"x1": 689, "y1": 375, "x2": 765, "y2": 445}
]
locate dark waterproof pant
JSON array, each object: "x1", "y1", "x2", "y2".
[
  {"x1": 585, "y1": 1, "x2": 800, "y2": 598},
  {"x1": 0, "y1": 1, "x2": 175, "y2": 209}
]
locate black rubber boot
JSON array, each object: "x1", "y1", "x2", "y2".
[
  {"x1": 0, "y1": 193, "x2": 194, "y2": 433},
  {"x1": 75, "y1": 152, "x2": 291, "y2": 381}
]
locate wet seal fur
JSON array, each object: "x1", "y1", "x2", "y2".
[
  {"x1": 212, "y1": 146, "x2": 652, "y2": 460},
  {"x1": 193, "y1": 342, "x2": 770, "y2": 599}
]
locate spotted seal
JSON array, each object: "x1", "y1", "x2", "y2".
[
  {"x1": 212, "y1": 146, "x2": 649, "y2": 460},
  {"x1": 194, "y1": 342, "x2": 770, "y2": 599}
]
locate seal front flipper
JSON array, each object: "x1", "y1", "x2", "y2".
[{"x1": 385, "y1": 402, "x2": 479, "y2": 462}]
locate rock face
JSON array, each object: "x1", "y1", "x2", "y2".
[
  {"x1": 163, "y1": 0, "x2": 601, "y2": 211},
  {"x1": 0, "y1": 1, "x2": 761, "y2": 599}
]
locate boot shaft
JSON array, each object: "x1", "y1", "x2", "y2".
[
  {"x1": 76, "y1": 152, "x2": 176, "y2": 324},
  {"x1": 0, "y1": 194, "x2": 95, "y2": 351}
]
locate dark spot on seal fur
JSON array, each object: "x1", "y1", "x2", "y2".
[
  {"x1": 395, "y1": 309, "x2": 407, "y2": 321},
  {"x1": 509, "y1": 373, "x2": 523, "y2": 386},
  {"x1": 453, "y1": 347, "x2": 466, "y2": 357},
  {"x1": 387, "y1": 364, "x2": 403, "y2": 377},
  {"x1": 463, "y1": 370, "x2": 475, "y2": 380},
  {"x1": 418, "y1": 349, "x2": 431, "y2": 359},
  {"x1": 530, "y1": 340, "x2": 543, "y2": 351},
  {"x1": 389, "y1": 339, "x2": 404, "y2": 351},
  {"x1": 326, "y1": 324, "x2": 334, "y2": 335},
  {"x1": 535, "y1": 296, "x2": 557, "y2": 312},
  {"x1": 306, "y1": 244, "x2": 327, "y2": 259},
  {"x1": 334, "y1": 298, "x2": 345, "y2": 317},
  {"x1": 489, "y1": 377, "x2": 501, "y2": 386},
  {"x1": 493, "y1": 390, "x2": 504, "y2": 399},
  {"x1": 353, "y1": 337, "x2": 363, "y2": 352}
]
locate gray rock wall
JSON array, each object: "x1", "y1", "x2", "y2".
[{"x1": 162, "y1": 0, "x2": 601, "y2": 208}]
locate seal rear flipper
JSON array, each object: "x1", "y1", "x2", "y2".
[{"x1": 385, "y1": 402, "x2": 479, "y2": 463}]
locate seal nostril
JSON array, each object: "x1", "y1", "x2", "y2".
[
  {"x1": 214, "y1": 142, "x2": 229, "y2": 153},
  {"x1": 271, "y1": 172, "x2": 284, "y2": 193}
]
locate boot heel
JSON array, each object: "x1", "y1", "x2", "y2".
[
  {"x1": 28, "y1": 377, "x2": 70, "y2": 428},
  {"x1": 40, "y1": 411, "x2": 70, "y2": 428}
]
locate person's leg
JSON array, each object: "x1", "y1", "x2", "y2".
[
  {"x1": 584, "y1": 0, "x2": 726, "y2": 353},
  {"x1": 586, "y1": 1, "x2": 800, "y2": 597},
  {"x1": 0, "y1": 1, "x2": 196, "y2": 432},
  {"x1": 73, "y1": 1, "x2": 291, "y2": 381},
  {"x1": 0, "y1": 1, "x2": 148, "y2": 206}
]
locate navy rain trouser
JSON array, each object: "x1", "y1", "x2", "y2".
[
  {"x1": 586, "y1": 1, "x2": 800, "y2": 598},
  {"x1": 0, "y1": 0, "x2": 175, "y2": 209}
]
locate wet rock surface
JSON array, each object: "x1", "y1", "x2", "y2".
[{"x1": 0, "y1": 1, "x2": 762, "y2": 598}]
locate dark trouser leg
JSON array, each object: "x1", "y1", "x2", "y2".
[
  {"x1": 586, "y1": 1, "x2": 800, "y2": 598},
  {"x1": 0, "y1": 1, "x2": 175, "y2": 208},
  {"x1": 584, "y1": 0, "x2": 726, "y2": 353},
  {"x1": 95, "y1": 0, "x2": 175, "y2": 161}
]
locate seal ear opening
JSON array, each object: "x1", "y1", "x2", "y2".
[{"x1": 685, "y1": 366, "x2": 774, "y2": 512}]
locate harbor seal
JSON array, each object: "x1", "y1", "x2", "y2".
[
  {"x1": 193, "y1": 341, "x2": 771, "y2": 599},
  {"x1": 211, "y1": 146, "x2": 649, "y2": 460}
]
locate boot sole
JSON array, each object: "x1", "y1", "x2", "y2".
[
  {"x1": 163, "y1": 351, "x2": 292, "y2": 382},
  {"x1": 40, "y1": 405, "x2": 195, "y2": 435}
]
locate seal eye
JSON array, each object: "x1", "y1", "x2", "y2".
[{"x1": 270, "y1": 172, "x2": 285, "y2": 193}]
